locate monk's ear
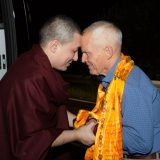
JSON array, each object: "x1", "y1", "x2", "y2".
[
  {"x1": 104, "y1": 46, "x2": 113, "y2": 60},
  {"x1": 48, "y1": 40, "x2": 60, "y2": 53}
]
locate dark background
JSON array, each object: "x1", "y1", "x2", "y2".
[{"x1": 13, "y1": 0, "x2": 160, "y2": 80}]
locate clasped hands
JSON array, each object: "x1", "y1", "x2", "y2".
[{"x1": 74, "y1": 118, "x2": 98, "y2": 146}]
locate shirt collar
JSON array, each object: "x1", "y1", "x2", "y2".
[{"x1": 100, "y1": 57, "x2": 121, "y2": 89}]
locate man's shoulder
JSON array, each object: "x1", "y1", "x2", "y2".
[{"x1": 126, "y1": 65, "x2": 155, "y2": 90}]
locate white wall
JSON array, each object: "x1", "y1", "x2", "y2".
[{"x1": 0, "y1": 29, "x2": 7, "y2": 80}]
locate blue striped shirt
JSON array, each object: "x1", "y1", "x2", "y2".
[{"x1": 101, "y1": 57, "x2": 160, "y2": 155}]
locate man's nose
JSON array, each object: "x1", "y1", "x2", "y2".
[{"x1": 81, "y1": 53, "x2": 88, "y2": 63}]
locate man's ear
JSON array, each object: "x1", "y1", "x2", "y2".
[
  {"x1": 48, "y1": 40, "x2": 60, "y2": 53},
  {"x1": 104, "y1": 46, "x2": 113, "y2": 60}
]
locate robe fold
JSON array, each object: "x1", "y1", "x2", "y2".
[{"x1": 0, "y1": 45, "x2": 70, "y2": 160}]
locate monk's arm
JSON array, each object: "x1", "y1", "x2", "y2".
[{"x1": 51, "y1": 121, "x2": 96, "y2": 147}]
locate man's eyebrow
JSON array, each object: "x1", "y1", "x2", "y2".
[
  {"x1": 83, "y1": 50, "x2": 90, "y2": 54},
  {"x1": 81, "y1": 48, "x2": 87, "y2": 53}
]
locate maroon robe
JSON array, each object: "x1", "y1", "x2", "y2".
[{"x1": 0, "y1": 45, "x2": 71, "y2": 160}]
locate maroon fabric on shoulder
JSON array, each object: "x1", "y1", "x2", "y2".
[{"x1": 0, "y1": 45, "x2": 70, "y2": 160}]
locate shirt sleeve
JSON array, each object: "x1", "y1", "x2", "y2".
[{"x1": 122, "y1": 84, "x2": 154, "y2": 155}]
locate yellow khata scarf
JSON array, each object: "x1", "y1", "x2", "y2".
[{"x1": 74, "y1": 54, "x2": 134, "y2": 160}]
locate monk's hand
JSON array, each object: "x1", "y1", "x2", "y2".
[
  {"x1": 86, "y1": 118, "x2": 98, "y2": 135},
  {"x1": 75, "y1": 121, "x2": 96, "y2": 146}
]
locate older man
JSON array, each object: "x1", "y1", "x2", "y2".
[{"x1": 74, "y1": 21, "x2": 160, "y2": 159}]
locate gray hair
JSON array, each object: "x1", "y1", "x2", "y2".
[
  {"x1": 39, "y1": 15, "x2": 81, "y2": 47},
  {"x1": 83, "y1": 21, "x2": 122, "y2": 51}
]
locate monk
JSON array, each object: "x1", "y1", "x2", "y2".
[{"x1": 0, "y1": 15, "x2": 96, "y2": 160}]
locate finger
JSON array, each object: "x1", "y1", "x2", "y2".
[{"x1": 86, "y1": 118, "x2": 97, "y2": 124}]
